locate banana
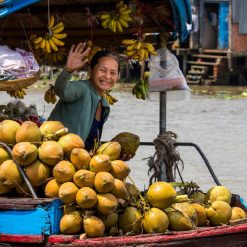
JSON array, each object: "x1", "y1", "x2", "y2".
[
  {"x1": 126, "y1": 42, "x2": 137, "y2": 51},
  {"x1": 122, "y1": 39, "x2": 136, "y2": 45},
  {"x1": 135, "y1": 40, "x2": 142, "y2": 50},
  {"x1": 48, "y1": 37, "x2": 58, "y2": 52},
  {"x1": 52, "y1": 33, "x2": 67, "y2": 39},
  {"x1": 116, "y1": 0, "x2": 124, "y2": 10},
  {"x1": 118, "y1": 4, "x2": 128, "y2": 13},
  {"x1": 120, "y1": 14, "x2": 132, "y2": 22},
  {"x1": 126, "y1": 49, "x2": 138, "y2": 57},
  {"x1": 48, "y1": 15, "x2": 55, "y2": 29},
  {"x1": 102, "y1": 18, "x2": 111, "y2": 28},
  {"x1": 51, "y1": 22, "x2": 64, "y2": 31},
  {"x1": 52, "y1": 25, "x2": 64, "y2": 34},
  {"x1": 120, "y1": 9, "x2": 132, "y2": 15},
  {"x1": 45, "y1": 39, "x2": 51, "y2": 53},
  {"x1": 100, "y1": 13, "x2": 111, "y2": 20},
  {"x1": 116, "y1": 20, "x2": 123, "y2": 32},
  {"x1": 39, "y1": 38, "x2": 46, "y2": 49},
  {"x1": 51, "y1": 36, "x2": 65, "y2": 46},
  {"x1": 118, "y1": 17, "x2": 128, "y2": 28},
  {"x1": 33, "y1": 36, "x2": 43, "y2": 44}
]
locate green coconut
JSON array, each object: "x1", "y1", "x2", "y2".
[
  {"x1": 189, "y1": 190, "x2": 206, "y2": 204},
  {"x1": 205, "y1": 186, "x2": 232, "y2": 204},
  {"x1": 97, "y1": 141, "x2": 121, "y2": 161},
  {"x1": 111, "y1": 132, "x2": 140, "y2": 156}
]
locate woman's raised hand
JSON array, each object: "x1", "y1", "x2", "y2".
[{"x1": 65, "y1": 42, "x2": 91, "y2": 73}]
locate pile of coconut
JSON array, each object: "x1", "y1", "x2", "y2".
[{"x1": 0, "y1": 119, "x2": 246, "y2": 238}]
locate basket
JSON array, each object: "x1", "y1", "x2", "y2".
[{"x1": 0, "y1": 71, "x2": 40, "y2": 91}]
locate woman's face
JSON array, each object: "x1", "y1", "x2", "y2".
[{"x1": 90, "y1": 56, "x2": 119, "y2": 95}]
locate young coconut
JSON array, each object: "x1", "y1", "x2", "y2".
[
  {"x1": 0, "y1": 147, "x2": 11, "y2": 164},
  {"x1": 205, "y1": 185, "x2": 232, "y2": 204},
  {"x1": 70, "y1": 148, "x2": 91, "y2": 170},
  {"x1": 0, "y1": 119, "x2": 20, "y2": 145},
  {"x1": 44, "y1": 178, "x2": 61, "y2": 198},
  {"x1": 39, "y1": 121, "x2": 65, "y2": 137},
  {"x1": 53, "y1": 160, "x2": 76, "y2": 183},
  {"x1": 38, "y1": 141, "x2": 64, "y2": 166},
  {"x1": 101, "y1": 212, "x2": 119, "y2": 231},
  {"x1": 25, "y1": 160, "x2": 51, "y2": 186},
  {"x1": 110, "y1": 160, "x2": 130, "y2": 180},
  {"x1": 12, "y1": 142, "x2": 38, "y2": 166},
  {"x1": 0, "y1": 159, "x2": 23, "y2": 188},
  {"x1": 60, "y1": 210, "x2": 83, "y2": 234},
  {"x1": 76, "y1": 187, "x2": 97, "y2": 209},
  {"x1": 94, "y1": 172, "x2": 115, "y2": 193},
  {"x1": 189, "y1": 190, "x2": 206, "y2": 204},
  {"x1": 96, "y1": 193, "x2": 118, "y2": 215},
  {"x1": 111, "y1": 179, "x2": 130, "y2": 200},
  {"x1": 142, "y1": 207, "x2": 169, "y2": 233},
  {"x1": 96, "y1": 141, "x2": 121, "y2": 161},
  {"x1": 59, "y1": 182, "x2": 79, "y2": 204},
  {"x1": 83, "y1": 215, "x2": 105, "y2": 238},
  {"x1": 73, "y1": 169, "x2": 96, "y2": 188},
  {"x1": 231, "y1": 207, "x2": 246, "y2": 221},
  {"x1": 89, "y1": 154, "x2": 111, "y2": 173},
  {"x1": 191, "y1": 203, "x2": 207, "y2": 226},
  {"x1": 15, "y1": 121, "x2": 42, "y2": 143}
]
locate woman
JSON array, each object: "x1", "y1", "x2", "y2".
[{"x1": 48, "y1": 42, "x2": 125, "y2": 155}]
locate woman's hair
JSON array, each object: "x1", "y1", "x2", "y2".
[{"x1": 90, "y1": 50, "x2": 120, "y2": 72}]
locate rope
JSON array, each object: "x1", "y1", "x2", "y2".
[{"x1": 147, "y1": 131, "x2": 184, "y2": 185}]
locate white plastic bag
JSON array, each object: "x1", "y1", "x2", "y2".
[{"x1": 148, "y1": 48, "x2": 189, "y2": 92}]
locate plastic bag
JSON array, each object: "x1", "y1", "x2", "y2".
[{"x1": 148, "y1": 48, "x2": 189, "y2": 92}]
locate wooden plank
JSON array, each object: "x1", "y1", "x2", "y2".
[
  {"x1": 187, "y1": 61, "x2": 219, "y2": 66},
  {"x1": 190, "y1": 54, "x2": 227, "y2": 59},
  {"x1": 203, "y1": 49, "x2": 229, "y2": 54}
]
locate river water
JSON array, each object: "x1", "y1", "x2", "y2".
[{"x1": 1, "y1": 87, "x2": 247, "y2": 200}]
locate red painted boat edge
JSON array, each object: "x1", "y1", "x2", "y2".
[{"x1": 0, "y1": 234, "x2": 44, "y2": 243}]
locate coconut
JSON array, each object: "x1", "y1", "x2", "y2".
[
  {"x1": 83, "y1": 215, "x2": 105, "y2": 238},
  {"x1": 60, "y1": 210, "x2": 83, "y2": 234},
  {"x1": 101, "y1": 212, "x2": 119, "y2": 231},
  {"x1": 53, "y1": 160, "x2": 76, "y2": 183},
  {"x1": 89, "y1": 154, "x2": 111, "y2": 173},
  {"x1": 94, "y1": 172, "x2": 115, "y2": 193},
  {"x1": 39, "y1": 121, "x2": 65, "y2": 137},
  {"x1": 38, "y1": 141, "x2": 64, "y2": 166},
  {"x1": 0, "y1": 183, "x2": 13, "y2": 195},
  {"x1": 76, "y1": 187, "x2": 97, "y2": 209},
  {"x1": 0, "y1": 159, "x2": 23, "y2": 188},
  {"x1": 0, "y1": 147, "x2": 11, "y2": 164},
  {"x1": 96, "y1": 141, "x2": 121, "y2": 161},
  {"x1": 96, "y1": 193, "x2": 118, "y2": 215},
  {"x1": 146, "y1": 182, "x2": 176, "y2": 209},
  {"x1": 191, "y1": 203, "x2": 207, "y2": 226},
  {"x1": 205, "y1": 186, "x2": 232, "y2": 204},
  {"x1": 206, "y1": 200, "x2": 232, "y2": 226},
  {"x1": 111, "y1": 132, "x2": 140, "y2": 157},
  {"x1": 73, "y1": 169, "x2": 95, "y2": 188},
  {"x1": 44, "y1": 178, "x2": 61, "y2": 198},
  {"x1": 0, "y1": 119, "x2": 20, "y2": 145},
  {"x1": 58, "y1": 133, "x2": 84, "y2": 158},
  {"x1": 70, "y1": 148, "x2": 91, "y2": 170},
  {"x1": 142, "y1": 207, "x2": 169, "y2": 233},
  {"x1": 189, "y1": 190, "x2": 206, "y2": 204},
  {"x1": 119, "y1": 206, "x2": 142, "y2": 234},
  {"x1": 15, "y1": 121, "x2": 42, "y2": 143},
  {"x1": 59, "y1": 182, "x2": 79, "y2": 204},
  {"x1": 25, "y1": 160, "x2": 51, "y2": 186},
  {"x1": 110, "y1": 160, "x2": 130, "y2": 180},
  {"x1": 231, "y1": 207, "x2": 246, "y2": 221},
  {"x1": 12, "y1": 142, "x2": 38, "y2": 166},
  {"x1": 111, "y1": 179, "x2": 129, "y2": 200}
]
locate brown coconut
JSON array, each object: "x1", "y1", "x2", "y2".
[
  {"x1": 110, "y1": 160, "x2": 130, "y2": 180},
  {"x1": 53, "y1": 160, "x2": 76, "y2": 183},
  {"x1": 15, "y1": 121, "x2": 42, "y2": 143},
  {"x1": 0, "y1": 159, "x2": 23, "y2": 188},
  {"x1": 39, "y1": 121, "x2": 65, "y2": 137},
  {"x1": 96, "y1": 141, "x2": 121, "y2": 161},
  {"x1": 60, "y1": 210, "x2": 83, "y2": 234},
  {"x1": 38, "y1": 141, "x2": 64, "y2": 166},
  {"x1": 70, "y1": 148, "x2": 91, "y2": 170},
  {"x1": 89, "y1": 154, "x2": 111, "y2": 173},
  {"x1": 0, "y1": 119, "x2": 20, "y2": 145},
  {"x1": 58, "y1": 133, "x2": 84, "y2": 158},
  {"x1": 73, "y1": 169, "x2": 95, "y2": 188},
  {"x1": 25, "y1": 160, "x2": 51, "y2": 186},
  {"x1": 44, "y1": 178, "x2": 61, "y2": 198},
  {"x1": 0, "y1": 147, "x2": 11, "y2": 164},
  {"x1": 96, "y1": 193, "x2": 118, "y2": 215},
  {"x1": 58, "y1": 182, "x2": 79, "y2": 204},
  {"x1": 12, "y1": 142, "x2": 38, "y2": 166},
  {"x1": 111, "y1": 179, "x2": 129, "y2": 200},
  {"x1": 94, "y1": 172, "x2": 115, "y2": 193},
  {"x1": 76, "y1": 187, "x2": 98, "y2": 209}
]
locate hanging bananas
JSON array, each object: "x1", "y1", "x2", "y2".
[
  {"x1": 30, "y1": 15, "x2": 67, "y2": 55},
  {"x1": 7, "y1": 88, "x2": 26, "y2": 99},
  {"x1": 44, "y1": 84, "x2": 57, "y2": 104},
  {"x1": 103, "y1": 91, "x2": 118, "y2": 105},
  {"x1": 132, "y1": 77, "x2": 149, "y2": 100},
  {"x1": 86, "y1": 40, "x2": 102, "y2": 62},
  {"x1": 122, "y1": 39, "x2": 157, "y2": 61},
  {"x1": 100, "y1": 0, "x2": 132, "y2": 33}
]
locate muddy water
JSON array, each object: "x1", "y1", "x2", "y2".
[{"x1": 1, "y1": 88, "x2": 247, "y2": 199}]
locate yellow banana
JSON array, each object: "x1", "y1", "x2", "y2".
[
  {"x1": 52, "y1": 33, "x2": 67, "y2": 39},
  {"x1": 102, "y1": 18, "x2": 111, "y2": 28},
  {"x1": 33, "y1": 36, "x2": 43, "y2": 44},
  {"x1": 48, "y1": 38, "x2": 58, "y2": 52},
  {"x1": 39, "y1": 38, "x2": 46, "y2": 49},
  {"x1": 118, "y1": 17, "x2": 128, "y2": 28},
  {"x1": 51, "y1": 36, "x2": 65, "y2": 46},
  {"x1": 138, "y1": 48, "x2": 145, "y2": 60},
  {"x1": 100, "y1": 13, "x2": 111, "y2": 20},
  {"x1": 120, "y1": 14, "x2": 132, "y2": 22},
  {"x1": 116, "y1": 20, "x2": 123, "y2": 32},
  {"x1": 48, "y1": 15, "x2": 55, "y2": 29},
  {"x1": 51, "y1": 22, "x2": 64, "y2": 31},
  {"x1": 118, "y1": 4, "x2": 127, "y2": 13},
  {"x1": 126, "y1": 42, "x2": 137, "y2": 51},
  {"x1": 126, "y1": 49, "x2": 138, "y2": 57},
  {"x1": 120, "y1": 9, "x2": 132, "y2": 15},
  {"x1": 45, "y1": 39, "x2": 51, "y2": 53},
  {"x1": 122, "y1": 39, "x2": 136, "y2": 45},
  {"x1": 116, "y1": 0, "x2": 124, "y2": 10},
  {"x1": 135, "y1": 40, "x2": 142, "y2": 50},
  {"x1": 52, "y1": 25, "x2": 64, "y2": 34}
]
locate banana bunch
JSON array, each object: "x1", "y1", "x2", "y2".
[
  {"x1": 44, "y1": 85, "x2": 57, "y2": 104},
  {"x1": 86, "y1": 40, "x2": 102, "y2": 62},
  {"x1": 31, "y1": 15, "x2": 67, "y2": 54},
  {"x1": 122, "y1": 39, "x2": 157, "y2": 61},
  {"x1": 132, "y1": 77, "x2": 149, "y2": 100},
  {"x1": 103, "y1": 91, "x2": 118, "y2": 105},
  {"x1": 44, "y1": 47, "x2": 68, "y2": 64},
  {"x1": 100, "y1": 0, "x2": 132, "y2": 32},
  {"x1": 7, "y1": 88, "x2": 26, "y2": 99}
]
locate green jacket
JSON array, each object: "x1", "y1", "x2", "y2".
[{"x1": 48, "y1": 69, "x2": 110, "y2": 141}]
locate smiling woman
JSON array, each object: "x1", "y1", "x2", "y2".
[{"x1": 48, "y1": 42, "x2": 120, "y2": 152}]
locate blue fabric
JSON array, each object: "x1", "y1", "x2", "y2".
[{"x1": 170, "y1": 0, "x2": 192, "y2": 42}]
